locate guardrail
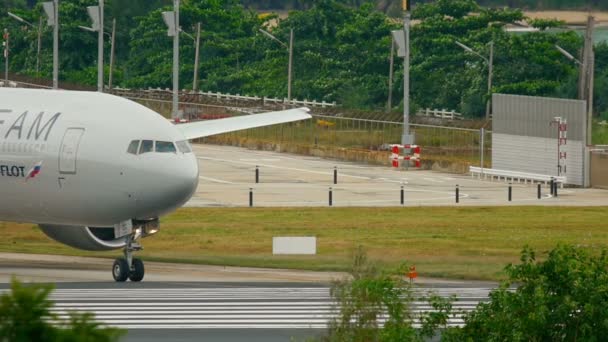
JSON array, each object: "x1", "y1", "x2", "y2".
[
  {"x1": 417, "y1": 108, "x2": 463, "y2": 120},
  {"x1": 470, "y1": 166, "x2": 566, "y2": 185},
  {"x1": 110, "y1": 87, "x2": 336, "y2": 108}
]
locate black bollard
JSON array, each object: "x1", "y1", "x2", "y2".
[
  {"x1": 537, "y1": 183, "x2": 541, "y2": 200},
  {"x1": 333, "y1": 166, "x2": 337, "y2": 185},
  {"x1": 554, "y1": 182, "x2": 558, "y2": 197},
  {"x1": 508, "y1": 183, "x2": 512, "y2": 202},
  {"x1": 400, "y1": 185, "x2": 405, "y2": 205},
  {"x1": 456, "y1": 185, "x2": 460, "y2": 203},
  {"x1": 249, "y1": 188, "x2": 253, "y2": 207},
  {"x1": 255, "y1": 166, "x2": 259, "y2": 184},
  {"x1": 550, "y1": 178, "x2": 555, "y2": 196},
  {"x1": 329, "y1": 187, "x2": 333, "y2": 207}
]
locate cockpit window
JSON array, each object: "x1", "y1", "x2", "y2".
[
  {"x1": 176, "y1": 140, "x2": 192, "y2": 153},
  {"x1": 127, "y1": 140, "x2": 140, "y2": 155},
  {"x1": 156, "y1": 141, "x2": 177, "y2": 153},
  {"x1": 139, "y1": 140, "x2": 154, "y2": 154}
]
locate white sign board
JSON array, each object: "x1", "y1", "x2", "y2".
[
  {"x1": 273, "y1": 237, "x2": 316, "y2": 255},
  {"x1": 391, "y1": 30, "x2": 406, "y2": 57}
]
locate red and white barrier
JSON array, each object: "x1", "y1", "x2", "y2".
[{"x1": 390, "y1": 144, "x2": 421, "y2": 168}]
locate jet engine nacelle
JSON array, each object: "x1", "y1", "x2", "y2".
[{"x1": 39, "y1": 225, "x2": 129, "y2": 251}]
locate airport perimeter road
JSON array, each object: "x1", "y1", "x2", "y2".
[
  {"x1": 189, "y1": 144, "x2": 607, "y2": 207},
  {"x1": 0, "y1": 282, "x2": 491, "y2": 342}
]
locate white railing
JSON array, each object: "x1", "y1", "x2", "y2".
[
  {"x1": 469, "y1": 166, "x2": 566, "y2": 185},
  {"x1": 417, "y1": 108, "x2": 463, "y2": 120},
  {"x1": 110, "y1": 87, "x2": 337, "y2": 108}
]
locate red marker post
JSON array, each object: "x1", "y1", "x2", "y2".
[{"x1": 408, "y1": 265, "x2": 417, "y2": 284}]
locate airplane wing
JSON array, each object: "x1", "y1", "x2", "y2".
[{"x1": 176, "y1": 107, "x2": 312, "y2": 140}]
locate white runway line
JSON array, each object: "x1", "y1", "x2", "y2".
[
  {"x1": 198, "y1": 176, "x2": 235, "y2": 184},
  {"x1": 16, "y1": 286, "x2": 493, "y2": 329}
]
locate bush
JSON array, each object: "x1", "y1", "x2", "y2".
[
  {"x1": 321, "y1": 247, "x2": 454, "y2": 342},
  {"x1": 0, "y1": 278, "x2": 124, "y2": 342},
  {"x1": 444, "y1": 245, "x2": 608, "y2": 341}
]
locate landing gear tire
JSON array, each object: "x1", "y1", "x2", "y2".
[
  {"x1": 112, "y1": 258, "x2": 129, "y2": 282},
  {"x1": 129, "y1": 258, "x2": 145, "y2": 282}
]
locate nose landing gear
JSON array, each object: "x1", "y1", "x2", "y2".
[
  {"x1": 111, "y1": 218, "x2": 159, "y2": 282},
  {"x1": 112, "y1": 231, "x2": 144, "y2": 282}
]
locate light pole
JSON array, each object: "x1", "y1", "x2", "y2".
[
  {"x1": 402, "y1": 1, "x2": 412, "y2": 145},
  {"x1": 259, "y1": 28, "x2": 294, "y2": 102},
  {"x1": 7, "y1": 12, "x2": 43, "y2": 76},
  {"x1": 456, "y1": 40, "x2": 494, "y2": 120},
  {"x1": 556, "y1": 44, "x2": 594, "y2": 146},
  {"x1": 387, "y1": 36, "x2": 395, "y2": 112},
  {"x1": 79, "y1": 19, "x2": 116, "y2": 91},
  {"x1": 2, "y1": 29, "x2": 8, "y2": 82},
  {"x1": 42, "y1": 0, "x2": 58, "y2": 89},
  {"x1": 180, "y1": 23, "x2": 202, "y2": 92},
  {"x1": 80, "y1": 1, "x2": 103, "y2": 92},
  {"x1": 162, "y1": 0, "x2": 180, "y2": 119}
]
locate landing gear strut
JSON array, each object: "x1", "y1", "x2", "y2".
[
  {"x1": 111, "y1": 219, "x2": 159, "y2": 282},
  {"x1": 112, "y1": 231, "x2": 144, "y2": 282}
]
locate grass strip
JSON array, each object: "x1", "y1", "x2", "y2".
[{"x1": 1, "y1": 206, "x2": 607, "y2": 280}]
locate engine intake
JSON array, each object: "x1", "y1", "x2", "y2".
[{"x1": 39, "y1": 225, "x2": 130, "y2": 251}]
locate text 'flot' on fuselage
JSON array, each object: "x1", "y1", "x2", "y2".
[{"x1": 0, "y1": 110, "x2": 62, "y2": 141}]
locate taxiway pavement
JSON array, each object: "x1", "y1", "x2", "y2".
[{"x1": 188, "y1": 144, "x2": 607, "y2": 207}]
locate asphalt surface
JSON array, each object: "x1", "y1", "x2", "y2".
[
  {"x1": 0, "y1": 281, "x2": 490, "y2": 342},
  {"x1": 0, "y1": 254, "x2": 495, "y2": 342},
  {"x1": 189, "y1": 144, "x2": 608, "y2": 207}
]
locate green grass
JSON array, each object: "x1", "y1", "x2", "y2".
[
  {"x1": 593, "y1": 121, "x2": 608, "y2": 145},
  {"x1": 1, "y1": 207, "x2": 607, "y2": 280}
]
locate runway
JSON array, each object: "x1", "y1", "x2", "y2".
[
  {"x1": 0, "y1": 282, "x2": 491, "y2": 341},
  {"x1": 0, "y1": 254, "x2": 495, "y2": 341}
]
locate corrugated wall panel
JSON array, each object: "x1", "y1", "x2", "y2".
[
  {"x1": 493, "y1": 94, "x2": 586, "y2": 141},
  {"x1": 492, "y1": 94, "x2": 587, "y2": 186},
  {"x1": 492, "y1": 134, "x2": 584, "y2": 185}
]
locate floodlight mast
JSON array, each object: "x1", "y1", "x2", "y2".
[
  {"x1": 259, "y1": 28, "x2": 293, "y2": 102},
  {"x1": 456, "y1": 40, "x2": 494, "y2": 119},
  {"x1": 42, "y1": 0, "x2": 59, "y2": 89},
  {"x1": 173, "y1": 0, "x2": 180, "y2": 119},
  {"x1": 402, "y1": 0, "x2": 414, "y2": 145}
]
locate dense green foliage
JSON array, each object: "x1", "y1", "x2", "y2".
[
  {"x1": 444, "y1": 245, "x2": 608, "y2": 341},
  {"x1": 0, "y1": 0, "x2": 606, "y2": 117},
  {"x1": 323, "y1": 247, "x2": 452, "y2": 342},
  {"x1": 0, "y1": 278, "x2": 124, "y2": 341}
]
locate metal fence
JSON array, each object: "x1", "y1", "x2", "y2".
[{"x1": 202, "y1": 113, "x2": 492, "y2": 170}]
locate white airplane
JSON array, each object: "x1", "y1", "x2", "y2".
[{"x1": 0, "y1": 88, "x2": 311, "y2": 282}]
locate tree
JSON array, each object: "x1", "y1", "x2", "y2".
[
  {"x1": 444, "y1": 245, "x2": 608, "y2": 341},
  {"x1": 0, "y1": 278, "x2": 124, "y2": 342}
]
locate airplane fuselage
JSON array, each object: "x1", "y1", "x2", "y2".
[{"x1": 0, "y1": 89, "x2": 199, "y2": 227}]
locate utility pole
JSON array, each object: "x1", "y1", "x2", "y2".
[
  {"x1": 37, "y1": 17, "x2": 42, "y2": 75},
  {"x1": 486, "y1": 41, "x2": 494, "y2": 119},
  {"x1": 2, "y1": 29, "x2": 8, "y2": 82},
  {"x1": 402, "y1": 0, "x2": 414, "y2": 145},
  {"x1": 53, "y1": 0, "x2": 58, "y2": 89},
  {"x1": 109, "y1": 18, "x2": 116, "y2": 90},
  {"x1": 43, "y1": 1, "x2": 59, "y2": 88},
  {"x1": 387, "y1": 37, "x2": 394, "y2": 112},
  {"x1": 97, "y1": 0, "x2": 104, "y2": 92},
  {"x1": 173, "y1": 0, "x2": 180, "y2": 119},
  {"x1": 287, "y1": 28, "x2": 294, "y2": 102},
  {"x1": 193, "y1": 22, "x2": 201, "y2": 92},
  {"x1": 583, "y1": 16, "x2": 595, "y2": 146}
]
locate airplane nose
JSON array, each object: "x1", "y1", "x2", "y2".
[
  {"x1": 136, "y1": 154, "x2": 199, "y2": 218},
  {"x1": 166, "y1": 154, "x2": 199, "y2": 208}
]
